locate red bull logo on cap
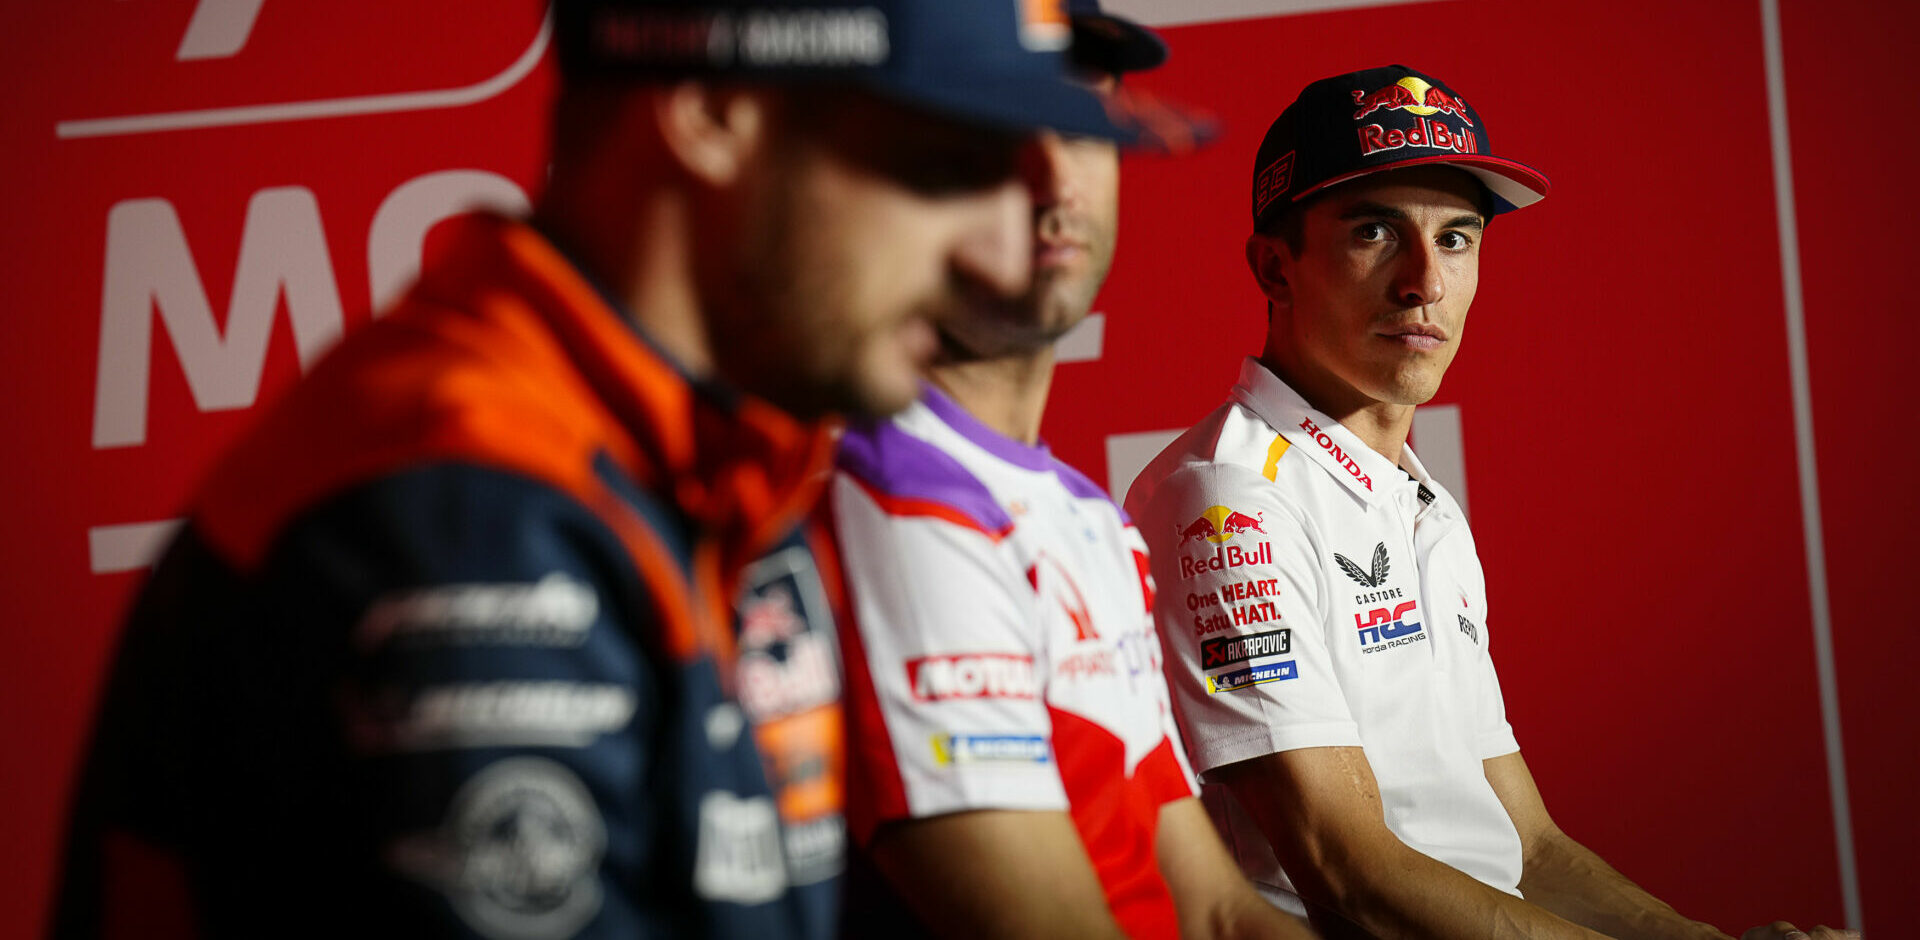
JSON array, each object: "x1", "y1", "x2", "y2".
[
  {"x1": 1350, "y1": 76, "x2": 1474, "y2": 127},
  {"x1": 1176, "y1": 505, "x2": 1268, "y2": 546}
]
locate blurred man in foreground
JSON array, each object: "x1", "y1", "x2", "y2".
[
  {"x1": 826, "y1": 4, "x2": 1314, "y2": 936},
  {"x1": 1127, "y1": 64, "x2": 1857, "y2": 940},
  {"x1": 53, "y1": 2, "x2": 1146, "y2": 936}
]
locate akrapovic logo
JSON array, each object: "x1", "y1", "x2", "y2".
[
  {"x1": 906, "y1": 654, "x2": 1037, "y2": 702},
  {"x1": 930, "y1": 734, "x2": 1051, "y2": 765},
  {"x1": 1201, "y1": 628, "x2": 1291, "y2": 670},
  {"x1": 1205, "y1": 660, "x2": 1298, "y2": 694}
]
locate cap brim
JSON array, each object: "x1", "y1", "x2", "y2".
[
  {"x1": 871, "y1": 73, "x2": 1214, "y2": 152},
  {"x1": 1295, "y1": 154, "x2": 1550, "y2": 214},
  {"x1": 1070, "y1": 14, "x2": 1168, "y2": 73},
  {"x1": 870, "y1": 73, "x2": 1137, "y2": 143}
]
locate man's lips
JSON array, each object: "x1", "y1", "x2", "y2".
[
  {"x1": 1378, "y1": 322, "x2": 1448, "y2": 350},
  {"x1": 1034, "y1": 238, "x2": 1086, "y2": 267}
]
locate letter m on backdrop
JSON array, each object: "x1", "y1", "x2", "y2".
[{"x1": 92, "y1": 188, "x2": 343, "y2": 448}]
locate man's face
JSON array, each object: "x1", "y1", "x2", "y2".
[
  {"x1": 1265, "y1": 166, "x2": 1485, "y2": 414},
  {"x1": 938, "y1": 73, "x2": 1122, "y2": 360},
  {"x1": 716, "y1": 91, "x2": 1038, "y2": 419}
]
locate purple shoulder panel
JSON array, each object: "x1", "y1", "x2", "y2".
[
  {"x1": 836, "y1": 418, "x2": 1014, "y2": 534},
  {"x1": 1048, "y1": 457, "x2": 1131, "y2": 524}
]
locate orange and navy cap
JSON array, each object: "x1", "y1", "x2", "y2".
[
  {"x1": 1067, "y1": 0, "x2": 1167, "y2": 74},
  {"x1": 1251, "y1": 64, "x2": 1549, "y2": 228},
  {"x1": 556, "y1": 0, "x2": 1196, "y2": 146}
]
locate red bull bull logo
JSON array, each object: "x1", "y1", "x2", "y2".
[
  {"x1": 1176, "y1": 505, "x2": 1267, "y2": 546},
  {"x1": 1350, "y1": 76, "x2": 1474, "y2": 127}
]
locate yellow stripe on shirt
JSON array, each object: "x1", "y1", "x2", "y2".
[{"x1": 1263, "y1": 434, "x2": 1291, "y2": 481}]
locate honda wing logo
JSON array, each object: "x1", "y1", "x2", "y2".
[{"x1": 1334, "y1": 542, "x2": 1390, "y2": 588}]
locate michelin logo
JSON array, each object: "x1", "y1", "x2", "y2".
[
  {"x1": 1206, "y1": 660, "x2": 1298, "y2": 694},
  {"x1": 930, "y1": 734, "x2": 1051, "y2": 766}
]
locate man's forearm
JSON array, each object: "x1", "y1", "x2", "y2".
[
  {"x1": 1298, "y1": 834, "x2": 1612, "y2": 940},
  {"x1": 1517, "y1": 828, "x2": 1730, "y2": 940}
]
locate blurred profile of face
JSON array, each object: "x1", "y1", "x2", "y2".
[
  {"x1": 715, "y1": 91, "x2": 1041, "y2": 418},
  {"x1": 938, "y1": 74, "x2": 1123, "y2": 360}
]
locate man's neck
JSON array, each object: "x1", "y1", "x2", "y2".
[
  {"x1": 1258, "y1": 353, "x2": 1412, "y2": 467},
  {"x1": 534, "y1": 173, "x2": 712, "y2": 377},
  {"x1": 927, "y1": 347, "x2": 1059, "y2": 445}
]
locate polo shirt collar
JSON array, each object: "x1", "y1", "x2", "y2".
[{"x1": 1229, "y1": 357, "x2": 1403, "y2": 505}]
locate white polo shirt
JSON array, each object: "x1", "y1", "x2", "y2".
[
  {"x1": 1124, "y1": 358, "x2": 1523, "y2": 912},
  {"x1": 831, "y1": 387, "x2": 1197, "y2": 935}
]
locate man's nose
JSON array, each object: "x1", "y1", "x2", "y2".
[
  {"x1": 1393, "y1": 240, "x2": 1447, "y2": 308},
  {"x1": 1019, "y1": 131, "x2": 1078, "y2": 212},
  {"x1": 949, "y1": 176, "x2": 1033, "y2": 301}
]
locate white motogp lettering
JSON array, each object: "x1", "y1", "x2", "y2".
[
  {"x1": 92, "y1": 171, "x2": 531, "y2": 450},
  {"x1": 93, "y1": 189, "x2": 342, "y2": 448},
  {"x1": 177, "y1": 0, "x2": 268, "y2": 60}
]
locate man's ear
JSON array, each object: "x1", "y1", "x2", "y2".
[
  {"x1": 653, "y1": 81, "x2": 773, "y2": 187},
  {"x1": 1245, "y1": 232, "x2": 1293, "y2": 310}
]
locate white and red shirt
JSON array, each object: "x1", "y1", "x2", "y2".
[
  {"x1": 1125, "y1": 358, "x2": 1524, "y2": 913},
  {"x1": 831, "y1": 386, "x2": 1197, "y2": 936}
]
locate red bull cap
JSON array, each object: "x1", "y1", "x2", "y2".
[{"x1": 1251, "y1": 64, "x2": 1549, "y2": 228}]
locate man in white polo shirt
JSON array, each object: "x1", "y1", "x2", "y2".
[{"x1": 1126, "y1": 65, "x2": 1854, "y2": 940}]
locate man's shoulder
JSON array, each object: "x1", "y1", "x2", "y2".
[
  {"x1": 1124, "y1": 399, "x2": 1325, "y2": 519},
  {"x1": 834, "y1": 413, "x2": 1012, "y2": 541}
]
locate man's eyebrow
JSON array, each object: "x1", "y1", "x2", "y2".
[
  {"x1": 1336, "y1": 201, "x2": 1487, "y2": 231},
  {"x1": 1336, "y1": 201, "x2": 1407, "y2": 222}
]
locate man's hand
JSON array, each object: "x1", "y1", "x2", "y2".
[{"x1": 1741, "y1": 922, "x2": 1861, "y2": 940}]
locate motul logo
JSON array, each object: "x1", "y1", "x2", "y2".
[{"x1": 906, "y1": 654, "x2": 1038, "y2": 702}]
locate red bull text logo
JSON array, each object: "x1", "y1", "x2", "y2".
[
  {"x1": 1358, "y1": 117, "x2": 1478, "y2": 158},
  {"x1": 1178, "y1": 541, "x2": 1273, "y2": 580},
  {"x1": 1176, "y1": 505, "x2": 1267, "y2": 546},
  {"x1": 1351, "y1": 77, "x2": 1474, "y2": 126},
  {"x1": 1297, "y1": 418, "x2": 1374, "y2": 491}
]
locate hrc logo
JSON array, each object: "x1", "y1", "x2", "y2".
[{"x1": 1355, "y1": 600, "x2": 1424, "y2": 651}]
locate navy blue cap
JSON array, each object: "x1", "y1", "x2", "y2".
[
  {"x1": 1252, "y1": 64, "x2": 1549, "y2": 228},
  {"x1": 556, "y1": 0, "x2": 1171, "y2": 143},
  {"x1": 1067, "y1": 0, "x2": 1167, "y2": 74}
]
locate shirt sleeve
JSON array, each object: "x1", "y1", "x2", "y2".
[
  {"x1": 830, "y1": 473, "x2": 1067, "y2": 832},
  {"x1": 1133, "y1": 462, "x2": 1363, "y2": 777}
]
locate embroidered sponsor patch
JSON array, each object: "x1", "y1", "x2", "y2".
[
  {"x1": 930, "y1": 733, "x2": 1052, "y2": 765},
  {"x1": 387, "y1": 757, "x2": 606, "y2": 940},
  {"x1": 1201, "y1": 628, "x2": 1292, "y2": 670},
  {"x1": 1205, "y1": 660, "x2": 1299, "y2": 694}
]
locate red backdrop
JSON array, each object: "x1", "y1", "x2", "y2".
[{"x1": 2, "y1": 1, "x2": 1909, "y2": 936}]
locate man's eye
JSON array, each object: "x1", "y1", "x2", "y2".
[
  {"x1": 1355, "y1": 222, "x2": 1390, "y2": 242},
  {"x1": 1437, "y1": 231, "x2": 1472, "y2": 250}
]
